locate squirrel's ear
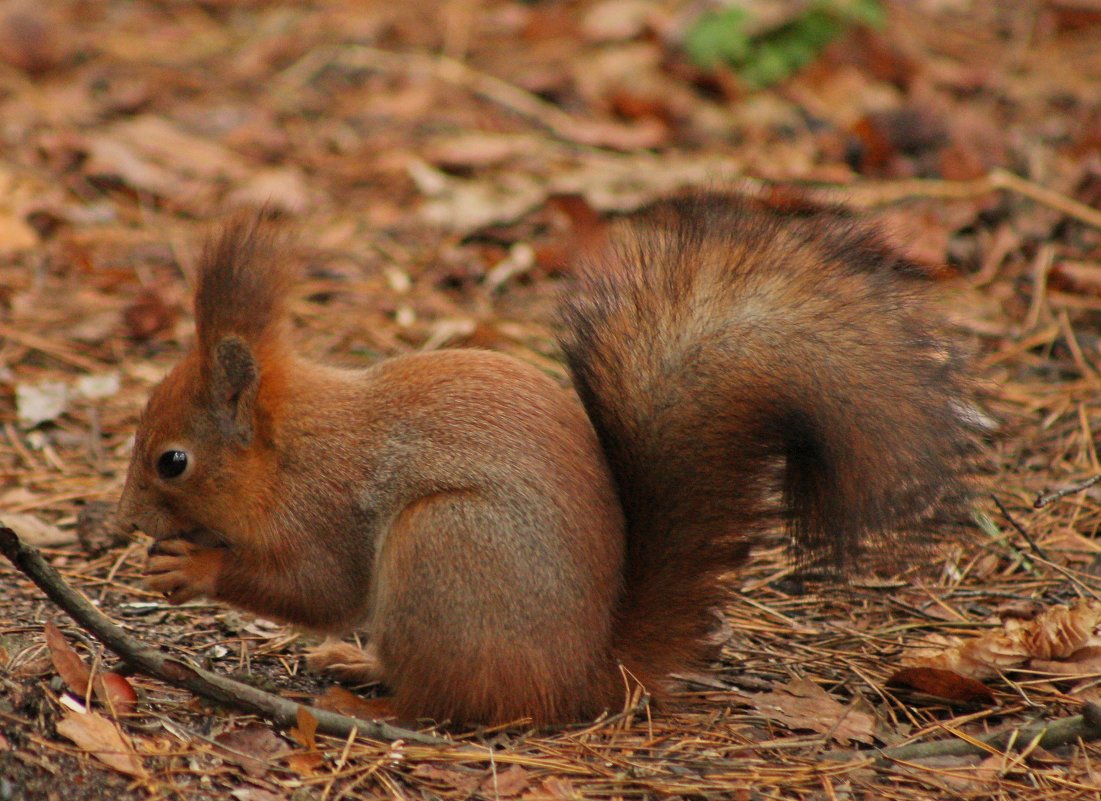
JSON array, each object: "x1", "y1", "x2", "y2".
[{"x1": 209, "y1": 336, "x2": 259, "y2": 445}]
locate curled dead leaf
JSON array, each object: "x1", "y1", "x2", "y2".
[
  {"x1": 1030, "y1": 646, "x2": 1101, "y2": 677},
  {"x1": 903, "y1": 600, "x2": 1101, "y2": 679}
]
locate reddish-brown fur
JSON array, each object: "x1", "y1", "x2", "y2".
[{"x1": 118, "y1": 198, "x2": 977, "y2": 725}]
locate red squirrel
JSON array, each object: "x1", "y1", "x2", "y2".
[{"x1": 117, "y1": 195, "x2": 976, "y2": 725}]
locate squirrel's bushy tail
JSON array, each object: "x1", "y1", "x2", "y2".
[{"x1": 559, "y1": 194, "x2": 979, "y2": 688}]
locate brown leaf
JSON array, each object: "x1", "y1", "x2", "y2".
[
  {"x1": 903, "y1": 600, "x2": 1101, "y2": 679},
  {"x1": 886, "y1": 666, "x2": 996, "y2": 704},
  {"x1": 290, "y1": 705, "x2": 318, "y2": 751},
  {"x1": 215, "y1": 724, "x2": 290, "y2": 779},
  {"x1": 81, "y1": 114, "x2": 250, "y2": 203},
  {"x1": 1031, "y1": 646, "x2": 1101, "y2": 677},
  {"x1": 56, "y1": 710, "x2": 146, "y2": 777},
  {"x1": 875, "y1": 207, "x2": 953, "y2": 274},
  {"x1": 284, "y1": 750, "x2": 325, "y2": 775},
  {"x1": 44, "y1": 622, "x2": 91, "y2": 697},
  {"x1": 314, "y1": 686, "x2": 396, "y2": 720},
  {"x1": 480, "y1": 764, "x2": 532, "y2": 798},
  {"x1": 744, "y1": 678, "x2": 875, "y2": 745},
  {"x1": 410, "y1": 763, "x2": 481, "y2": 794}
]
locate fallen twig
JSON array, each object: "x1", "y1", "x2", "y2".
[
  {"x1": 1034, "y1": 474, "x2": 1101, "y2": 509},
  {"x1": 991, "y1": 494, "x2": 1051, "y2": 562},
  {"x1": 0, "y1": 525, "x2": 451, "y2": 746},
  {"x1": 824, "y1": 702, "x2": 1101, "y2": 764}
]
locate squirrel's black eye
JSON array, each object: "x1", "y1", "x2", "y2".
[{"x1": 156, "y1": 449, "x2": 189, "y2": 480}]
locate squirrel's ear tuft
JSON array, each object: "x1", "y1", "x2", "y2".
[
  {"x1": 209, "y1": 336, "x2": 259, "y2": 445},
  {"x1": 194, "y1": 211, "x2": 292, "y2": 354}
]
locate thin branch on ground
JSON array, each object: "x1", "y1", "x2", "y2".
[
  {"x1": 0, "y1": 524, "x2": 453, "y2": 747},
  {"x1": 825, "y1": 701, "x2": 1101, "y2": 764},
  {"x1": 991, "y1": 494, "x2": 1052, "y2": 562},
  {"x1": 1034, "y1": 474, "x2": 1101, "y2": 508}
]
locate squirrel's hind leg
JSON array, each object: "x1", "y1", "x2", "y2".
[{"x1": 370, "y1": 490, "x2": 619, "y2": 726}]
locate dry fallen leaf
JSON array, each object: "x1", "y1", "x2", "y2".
[
  {"x1": 285, "y1": 705, "x2": 325, "y2": 774},
  {"x1": 6, "y1": 512, "x2": 77, "y2": 547},
  {"x1": 886, "y1": 666, "x2": 996, "y2": 704},
  {"x1": 410, "y1": 763, "x2": 481, "y2": 794},
  {"x1": 480, "y1": 764, "x2": 532, "y2": 798},
  {"x1": 56, "y1": 710, "x2": 146, "y2": 778},
  {"x1": 1030, "y1": 645, "x2": 1101, "y2": 677},
  {"x1": 290, "y1": 705, "x2": 319, "y2": 751},
  {"x1": 44, "y1": 621, "x2": 91, "y2": 697},
  {"x1": 903, "y1": 600, "x2": 1101, "y2": 679},
  {"x1": 15, "y1": 381, "x2": 70, "y2": 428},
  {"x1": 315, "y1": 685, "x2": 397, "y2": 720},
  {"x1": 215, "y1": 724, "x2": 291, "y2": 779},
  {"x1": 743, "y1": 677, "x2": 876, "y2": 745},
  {"x1": 284, "y1": 750, "x2": 325, "y2": 775}
]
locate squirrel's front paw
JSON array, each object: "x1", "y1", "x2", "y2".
[{"x1": 146, "y1": 538, "x2": 225, "y2": 604}]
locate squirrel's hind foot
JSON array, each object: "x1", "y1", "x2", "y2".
[{"x1": 306, "y1": 639, "x2": 384, "y2": 685}]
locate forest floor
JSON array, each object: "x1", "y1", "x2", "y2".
[{"x1": 2, "y1": 1, "x2": 1101, "y2": 799}]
